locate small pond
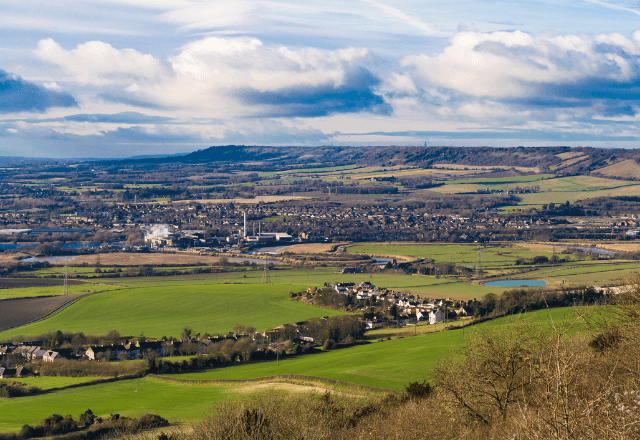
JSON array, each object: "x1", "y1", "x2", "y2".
[
  {"x1": 483, "y1": 280, "x2": 547, "y2": 287},
  {"x1": 21, "y1": 255, "x2": 76, "y2": 263}
]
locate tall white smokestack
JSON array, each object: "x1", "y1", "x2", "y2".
[{"x1": 244, "y1": 212, "x2": 247, "y2": 238}]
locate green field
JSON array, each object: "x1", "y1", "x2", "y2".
[
  {"x1": 170, "y1": 307, "x2": 580, "y2": 390},
  {"x1": 428, "y1": 175, "x2": 640, "y2": 205},
  {"x1": 4, "y1": 376, "x2": 105, "y2": 390},
  {"x1": 0, "y1": 307, "x2": 587, "y2": 432},
  {"x1": 439, "y1": 174, "x2": 556, "y2": 185},
  {"x1": 347, "y1": 243, "x2": 554, "y2": 265},
  {"x1": 0, "y1": 377, "x2": 236, "y2": 432},
  {"x1": 0, "y1": 284, "x2": 345, "y2": 339},
  {"x1": 0, "y1": 308, "x2": 592, "y2": 431},
  {"x1": 94, "y1": 269, "x2": 497, "y2": 300},
  {"x1": 0, "y1": 283, "x2": 121, "y2": 299}
]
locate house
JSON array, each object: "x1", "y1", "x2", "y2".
[
  {"x1": 429, "y1": 309, "x2": 445, "y2": 325},
  {"x1": 85, "y1": 345, "x2": 129, "y2": 361},
  {"x1": 341, "y1": 267, "x2": 360, "y2": 274},
  {"x1": 32, "y1": 349, "x2": 47, "y2": 361},
  {"x1": 334, "y1": 282, "x2": 355, "y2": 293},
  {"x1": 14, "y1": 366, "x2": 31, "y2": 378},
  {"x1": 0, "y1": 367, "x2": 17, "y2": 379},
  {"x1": 43, "y1": 351, "x2": 61, "y2": 362},
  {"x1": 125, "y1": 341, "x2": 166, "y2": 358}
]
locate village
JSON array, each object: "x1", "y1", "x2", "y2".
[{"x1": 0, "y1": 279, "x2": 469, "y2": 379}]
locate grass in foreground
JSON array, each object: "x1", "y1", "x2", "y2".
[
  {"x1": 0, "y1": 377, "x2": 236, "y2": 432},
  {"x1": 0, "y1": 307, "x2": 594, "y2": 432}
]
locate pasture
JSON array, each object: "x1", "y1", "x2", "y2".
[
  {"x1": 0, "y1": 284, "x2": 345, "y2": 340},
  {"x1": 168, "y1": 308, "x2": 581, "y2": 389},
  {"x1": 425, "y1": 174, "x2": 640, "y2": 207},
  {"x1": 347, "y1": 243, "x2": 554, "y2": 266},
  {"x1": 92, "y1": 268, "x2": 497, "y2": 300},
  {"x1": 0, "y1": 377, "x2": 237, "y2": 432},
  {"x1": 4, "y1": 376, "x2": 106, "y2": 390},
  {"x1": 0, "y1": 283, "x2": 120, "y2": 299},
  {"x1": 0, "y1": 307, "x2": 586, "y2": 432}
]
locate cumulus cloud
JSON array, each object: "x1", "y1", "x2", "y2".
[
  {"x1": 236, "y1": 67, "x2": 392, "y2": 117},
  {"x1": 33, "y1": 35, "x2": 390, "y2": 118},
  {"x1": 401, "y1": 29, "x2": 640, "y2": 117},
  {"x1": 35, "y1": 38, "x2": 170, "y2": 86},
  {"x1": 156, "y1": 36, "x2": 389, "y2": 117},
  {"x1": 0, "y1": 69, "x2": 77, "y2": 113}
]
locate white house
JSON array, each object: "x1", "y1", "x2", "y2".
[{"x1": 429, "y1": 309, "x2": 445, "y2": 325}]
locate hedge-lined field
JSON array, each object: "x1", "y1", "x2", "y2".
[
  {"x1": 0, "y1": 283, "x2": 344, "y2": 339},
  {"x1": 0, "y1": 307, "x2": 586, "y2": 432},
  {"x1": 171, "y1": 307, "x2": 581, "y2": 390}
]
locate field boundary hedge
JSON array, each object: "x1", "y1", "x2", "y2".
[{"x1": 148, "y1": 373, "x2": 402, "y2": 395}]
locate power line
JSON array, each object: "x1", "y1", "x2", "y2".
[
  {"x1": 261, "y1": 256, "x2": 271, "y2": 284},
  {"x1": 63, "y1": 260, "x2": 69, "y2": 295}
]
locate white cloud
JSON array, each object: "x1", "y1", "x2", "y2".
[
  {"x1": 42, "y1": 82, "x2": 61, "y2": 91},
  {"x1": 35, "y1": 38, "x2": 169, "y2": 86},
  {"x1": 385, "y1": 73, "x2": 418, "y2": 95},
  {"x1": 401, "y1": 30, "x2": 640, "y2": 98},
  {"x1": 152, "y1": 36, "x2": 374, "y2": 114}
]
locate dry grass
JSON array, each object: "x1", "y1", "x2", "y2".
[
  {"x1": 70, "y1": 253, "x2": 221, "y2": 266},
  {"x1": 595, "y1": 159, "x2": 640, "y2": 179},
  {"x1": 594, "y1": 242, "x2": 640, "y2": 253},
  {"x1": 556, "y1": 151, "x2": 586, "y2": 160},
  {"x1": 0, "y1": 252, "x2": 30, "y2": 263},
  {"x1": 550, "y1": 154, "x2": 589, "y2": 170}
]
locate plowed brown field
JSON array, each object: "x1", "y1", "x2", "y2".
[{"x1": 0, "y1": 293, "x2": 87, "y2": 332}]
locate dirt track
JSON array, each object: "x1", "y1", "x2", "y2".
[{"x1": 0, "y1": 293, "x2": 88, "y2": 332}]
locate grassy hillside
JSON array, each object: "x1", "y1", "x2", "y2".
[
  {"x1": 170, "y1": 307, "x2": 582, "y2": 390},
  {"x1": 0, "y1": 284, "x2": 345, "y2": 339},
  {"x1": 0, "y1": 307, "x2": 586, "y2": 432},
  {"x1": 0, "y1": 377, "x2": 236, "y2": 432}
]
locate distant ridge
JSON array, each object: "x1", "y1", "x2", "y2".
[{"x1": 91, "y1": 145, "x2": 640, "y2": 178}]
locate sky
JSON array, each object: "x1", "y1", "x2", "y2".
[{"x1": 3, "y1": 0, "x2": 640, "y2": 158}]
